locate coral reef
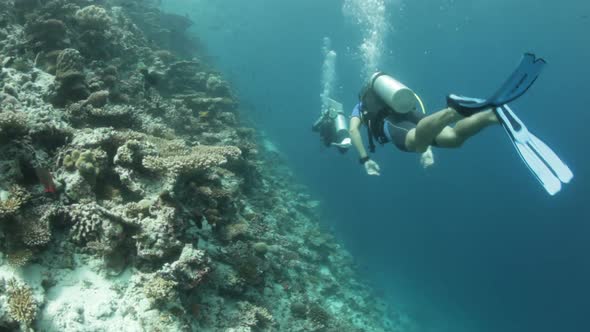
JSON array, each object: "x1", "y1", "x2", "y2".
[
  {"x1": 143, "y1": 275, "x2": 178, "y2": 303},
  {"x1": 75, "y1": 5, "x2": 112, "y2": 31},
  {"x1": 0, "y1": 185, "x2": 30, "y2": 219},
  {"x1": 0, "y1": 1, "x2": 413, "y2": 331},
  {"x1": 52, "y1": 48, "x2": 88, "y2": 105},
  {"x1": 6, "y1": 279, "x2": 37, "y2": 328}
]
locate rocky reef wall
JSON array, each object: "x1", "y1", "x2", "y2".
[{"x1": 0, "y1": 1, "x2": 413, "y2": 331}]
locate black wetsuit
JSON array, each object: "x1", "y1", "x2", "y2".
[{"x1": 352, "y1": 88, "x2": 428, "y2": 152}]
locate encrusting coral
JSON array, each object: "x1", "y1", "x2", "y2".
[{"x1": 0, "y1": 1, "x2": 413, "y2": 331}]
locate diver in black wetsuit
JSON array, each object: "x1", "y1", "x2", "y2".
[{"x1": 350, "y1": 72, "x2": 499, "y2": 175}]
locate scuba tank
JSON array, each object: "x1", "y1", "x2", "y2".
[
  {"x1": 361, "y1": 72, "x2": 422, "y2": 152},
  {"x1": 369, "y1": 72, "x2": 418, "y2": 114},
  {"x1": 312, "y1": 98, "x2": 351, "y2": 151},
  {"x1": 325, "y1": 98, "x2": 349, "y2": 142}
]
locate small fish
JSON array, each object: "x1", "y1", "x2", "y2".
[
  {"x1": 35, "y1": 167, "x2": 56, "y2": 193},
  {"x1": 198, "y1": 111, "x2": 210, "y2": 118}
]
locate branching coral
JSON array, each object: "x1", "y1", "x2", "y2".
[
  {"x1": 206, "y1": 74, "x2": 231, "y2": 97},
  {"x1": 236, "y1": 301, "x2": 274, "y2": 329},
  {"x1": 134, "y1": 204, "x2": 183, "y2": 261},
  {"x1": 160, "y1": 244, "x2": 210, "y2": 290},
  {"x1": 0, "y1": 185, "x2": 30, "y2": 219},
  {"x1": 8, "y1": 185, "x2": 31, "y2": 204},
  {"x1": 235, "y1": 255, "x2": 266, "y2": 286},
  {"x1": 22, "y1": 217, "x2": 52, "y2": 247},
  {"x1": 63, "y1": 202, "x2": 134, "y2": 257},
  {"x1": 159, "y1": 60, "x2": 205, "y2": 95},
  {"x1": 7, "y1": 249, "x2": 33, "y2": 267},
  {"x1": 114, "y1": 139, "x2": 155, "y2": 168},
  {"x1": 66, "y1": 203, "x2": 105, "y2": 243},
  {"x1": 308, "y1": 303, "x2": 331, "y2": 330},
  {"x1": 6, "y1": 279, "x2": 37, "y2": 327},
  {"x1": 0, "y1": 197, "x2": 21, "y2": 218}
]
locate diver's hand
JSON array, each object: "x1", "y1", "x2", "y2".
[
  {"x1": 364, "y1": 159, "x2": 380, "y2": 176},
  {"x1": 420, "y1": 146, "x2": 435, "y2": 169},
  {"x1": 331, "y1": 138, "x2": 352, "y2": 149}
]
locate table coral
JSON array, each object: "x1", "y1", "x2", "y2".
[{"x1": 143, "y1": 144, "x2": 241, "y2": 175}]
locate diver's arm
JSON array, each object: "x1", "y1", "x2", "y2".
[
  {"x1": 349, "y1": 117, "x2": 368, "y2": 159},
  {"x1": 349, "y1": 117, "x2": 381, "y2": 175}
]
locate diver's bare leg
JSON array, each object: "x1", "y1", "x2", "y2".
[
  {"x1": 434, "y1": 109, "x2": 499, "y2": 148},
  {"x1": 406, "y1": 107, "x2": 462, "y2": 152}
]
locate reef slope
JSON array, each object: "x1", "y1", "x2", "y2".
[{"x1": 0, "y1": 1, "x2": 412, "y2": 331}]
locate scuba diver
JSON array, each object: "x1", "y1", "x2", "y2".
[
  {"x1": 312, "y1": 97, "x2": 353, "y2": 153},
  {"x1": 330, "y1": 53, "x2": 572, "y2": 195},
  {"x1": 350, "y1": 71, "x2": 499, "y2": 173}
]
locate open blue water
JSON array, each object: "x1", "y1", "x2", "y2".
[{"x1": 163, "y1": 1, "x2": 589, "y2": 331}]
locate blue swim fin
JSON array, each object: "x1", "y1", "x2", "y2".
[
  {"x1": 488, "y1": 53, "x2": 546, "y2": 106},
  {"x1": 447, "y1": 53, "x2": 546, "y2": 115},
  {"x1": 495, "y1": 104, "x2": 573, "y2": 195}
]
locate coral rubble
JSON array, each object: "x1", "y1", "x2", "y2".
[{"x1": 0, "y1": 0, "x2": 413, "y2": 331}]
